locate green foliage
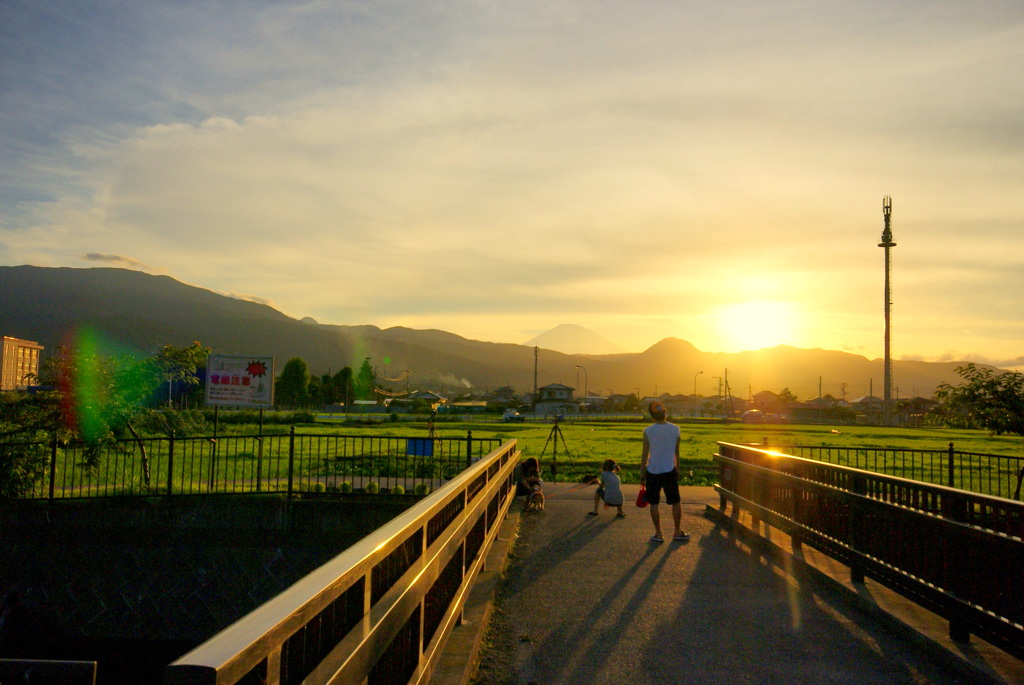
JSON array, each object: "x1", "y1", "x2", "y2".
[
  {"x1": 154, "y1": 341, "x2": 211, "y2": 408},
  {"x1": 355, "y1": 359, "x2": 376, "y2": 400},
  {"x1": 0, "y1": 438, "x2": 49, "y2": 499},
  {"x1": 392, "y1": 485, "x2": 405, "y2": 495},
  {"x1": 936, "y1": 364, "x2": 1024, "y2": 438},
  {"x1": 276, "y1": 357, "x2": 311, "y2": 408},
  {"x1": 365, "y1": 481, "x2": 379, "y2": 494},
  {"x1": 413, "y1": 482, "x2": 430, "y2": 495},
  {"x1": 340, "y1": 480, "x2": 353, "y2": 493},
  {"x1": 136, "y1": 409, "x2": 208, "y2": 437}
]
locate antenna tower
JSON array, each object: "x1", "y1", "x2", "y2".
[{"x1": 879, "y1": 196, "x2": 896, "y2": 425}]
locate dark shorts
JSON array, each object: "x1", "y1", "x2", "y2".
[{"x1": 645, "y1": 469, "x2": 680, "y2": 505}]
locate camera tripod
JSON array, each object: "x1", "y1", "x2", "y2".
[{"x1": 539, "y1": 416, "x2": 574, "y2": 481}]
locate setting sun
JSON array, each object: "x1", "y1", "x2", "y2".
[{"x1": 713, "y1": 301, "x2": 798, "y2": 352}]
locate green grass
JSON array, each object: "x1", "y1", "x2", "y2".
[
  {"x1": 306, "y1": 417, "x2": 1024, "y2": 487},
  {"x1": 33, "y1": 417, "x2": 1024, "y2": 497}
]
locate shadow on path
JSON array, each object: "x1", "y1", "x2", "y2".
[{"x1": 472, "y1": 485, "x2": 985, "y2": 685}]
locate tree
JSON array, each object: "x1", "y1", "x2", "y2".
[
  {"x1": 355, "y1": 359, "x2": 376, "y2": 401},
  {"x1": 307, "y1": 374, "x2": 324, "y2": 408},
  {"x1": 935, "y1": 363, "x2": 1024, "y2": 438},
  {"x1": 333, "y1": 367, "x2": 354, "y2": 407},
  {"x1": 153, "y1": 341, "x2": 211, "y2": 409},
  {"x1": 778, "y1": 387, "x2": 799, "y2": 404},
  {"x1": 276, "y1": 357, "x2": 311, "y2": 408},
  {"x1": 3, "y1": 341, "x2": 211, "y2": 493}
]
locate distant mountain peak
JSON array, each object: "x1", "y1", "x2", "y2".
[{"x1": 523, "y1": 324, "x2": 625, "y2": 355}]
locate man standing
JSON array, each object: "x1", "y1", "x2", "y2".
[{"x1": 639, "y1": 401, "x2": 688, "y2": 542}]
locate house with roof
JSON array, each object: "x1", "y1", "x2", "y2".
[{"x1": 534, "y1": 383, "x2": 576, "y2": 417}]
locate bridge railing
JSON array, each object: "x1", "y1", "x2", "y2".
[
  {"x1": 714, "y1": 442, "x2": 1024, "y2": 659},
  {"x1": 769, "y1": 442, "x2": 1024, "y2": 500},
  {"x1": 163, "y1": 438, "x2": 520, "y2": 685},
  {"x1": 1, "y1": 430, "x2": 500, "y2": 500}
]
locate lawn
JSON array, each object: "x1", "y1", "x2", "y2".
[{"x1": 305, "y1": 416, "x2": 1024, "y2": 486}]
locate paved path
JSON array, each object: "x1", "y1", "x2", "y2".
[{"x1": 465, "y1": 483, "x2": 1019, "y2": 685}]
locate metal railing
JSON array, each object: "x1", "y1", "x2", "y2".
[
  {"x1": 768, "y1": 442, "x2": 1024, "y2": 500},
  {"x1": 714, "y1": 442, "x2": 1024, "y2": 658},
  {"x1": 163, "y1": 438, "x2": 520, "y2": 685},
  {"x1": 1, "y1": 430, "x2": 501, "y2": 500}
]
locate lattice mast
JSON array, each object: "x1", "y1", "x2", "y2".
[{"x1": 879, "y1": 196, "x2": 896, "y2": 426}]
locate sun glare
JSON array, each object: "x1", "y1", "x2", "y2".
[{"x1": 713, "y1": 301, "x2": 797, "y2": 352}]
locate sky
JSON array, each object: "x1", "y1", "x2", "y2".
[{"x1": 2, "y1": 1, "x2": 1023, "y2": 369}]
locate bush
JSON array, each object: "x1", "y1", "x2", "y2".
[
  {"x1": 413, "y1": 482, "x2": 430, "y2": 496},
  {"x1": 340, "y1": 480, "x2": 353, "y2": 493},
  {"x1": 0, "y1": 441, "x2": 49, "y2": 499},
  {"x1": 311, "y1": 482, "x2": 326, "y2": 493},
  {"x1": 365, "y1": 481, "x2": 379, "y2": 494},
  {"x1": 392, "y1": 485, "x2": 406, "y2": 495}
]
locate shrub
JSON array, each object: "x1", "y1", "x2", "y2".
[
  {"x1": 340, "y1": 480, "x2": 353, "y2": 493},
  {"x1": 365, "y1": 481, "x2": 379, "y2": 494},
  {"x1": 414, "y1": 482, "x2": 430, "y2": 495},
  {"x1": 392, "y1": 485, "x2": 406, "y2": 495},
  {"x1": 311, "y1": 482, "x2": 326, "y2": 493}
]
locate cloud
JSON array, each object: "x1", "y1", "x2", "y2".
[
  {"x1": 82, "y1": 252, "x2": 150, "y2": 269},
  {"x1": 217, "y1": 290, "x2": 277, "y2": 308},
  {"x1": 2, "y1": 1, "x2": 1023, "y2": 360}
]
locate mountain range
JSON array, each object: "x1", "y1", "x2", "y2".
[{"x1": 0, "y1": 265, "x2": 979, "y2": 400}]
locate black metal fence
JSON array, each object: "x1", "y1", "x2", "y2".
[
  {"x1": 770, "y1": 442, "x2": 1024, "y2": 501},
  {"x1": 714, "y1": 442, "x2": 1024, "y2": 657},
  {"x1": 1, "y1": 429, "x2": 501, "y2": 500}
]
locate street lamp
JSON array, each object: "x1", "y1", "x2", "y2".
[
  {"x1": 692, "y1": 370, "x2": 703, "y2": 417},
  {"x1": 574, "y1": 365, "x2": 588, "y2": 401}
]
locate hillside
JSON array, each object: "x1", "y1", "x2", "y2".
[{"x1": 0, "y1": 265, "x2": 978, "y2": 398}]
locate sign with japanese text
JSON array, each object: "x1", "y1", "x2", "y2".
[{"x1": 205, "y1": 354, "x2": 275, "y2": 408}]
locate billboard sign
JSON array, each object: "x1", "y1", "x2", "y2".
[{"x1": 205, "y1": 354, "x2": 275, "y2": 408}]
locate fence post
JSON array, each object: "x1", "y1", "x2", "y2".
[
  {"x1": 288, "y1": 426, "x2": 296, "y2": 498},
  {"x1": 48, "y1": 434, "x2": 58, "y2": 501},
  {"x1": 947, "y1": 442, "x2": 955, "y2": 489},
  {"x1": 849, "y1": 474, "x2": 867, "y2": 584},
  {"x1": 466, "y1": 430, "x2": 473, "y2": 469},
  {"x1": 167, "y1": 432, "x2": 175, "y2": 496}
]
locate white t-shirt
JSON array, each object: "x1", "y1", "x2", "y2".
[
  {"x1": 599, "y1": 470, "x2": 624, "y2": 506},
  {"x1": 643, "y1": 421, "x2": 680, "y2": 474}
]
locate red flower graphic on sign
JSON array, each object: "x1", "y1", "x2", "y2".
[{"x1": 246, "y1": 361, "x2": 268, "y2": 377}]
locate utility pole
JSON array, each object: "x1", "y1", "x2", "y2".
[
  {"x1": 879, "y1": 196, "x2": 896, "y2": 426},
  {"x1": 533, "y1": 346, "x2": 538, "y2": 405}
]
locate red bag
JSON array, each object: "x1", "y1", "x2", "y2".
[{"x1": 636, "y1": 484, "x2": 648, "y2": 508}]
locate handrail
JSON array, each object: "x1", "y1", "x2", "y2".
[
  {"x1": 714, "y1": 441, "x2": 1024, "y2": 659},
  {"x1": 163, "y1": 439, "x2": 520, "y2": 685}
]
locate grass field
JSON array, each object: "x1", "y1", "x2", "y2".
[
  {"x1": 19, "y1": 415, "x2": 1024, "y2": 498},
  {"x1": 301, "y1": 416, "x2": 1024, "y2": 486}
]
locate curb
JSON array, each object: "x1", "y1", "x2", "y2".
[{"x1": 430, "y1": 507, "x2": 523, "y2": 685}]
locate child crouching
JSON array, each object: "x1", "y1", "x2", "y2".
[{"x1": 590, "y1": 459, "x2": 625, "y2": 517}]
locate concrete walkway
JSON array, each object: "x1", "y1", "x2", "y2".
[{"x1": 438, "y1": 483, "x2": 1023, "y2": 685}]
